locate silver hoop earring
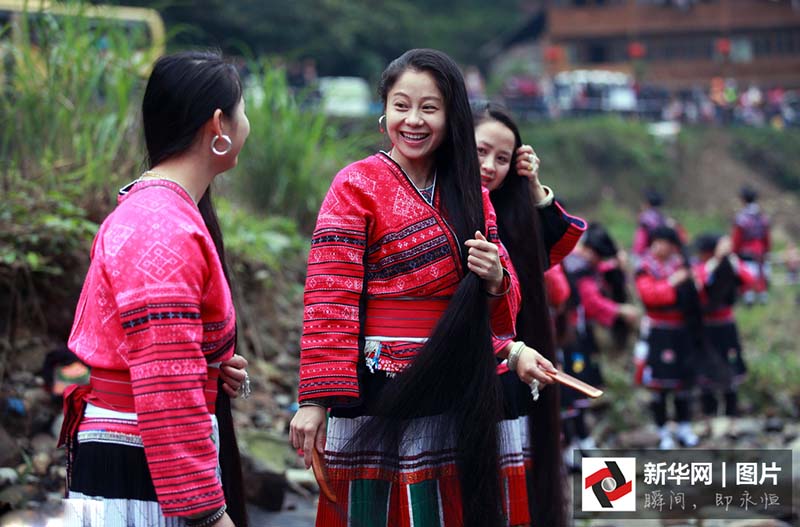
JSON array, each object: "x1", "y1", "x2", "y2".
[
  {"x1": 211, "y1": 134, "x2": 232, "y2": 156},
  {"x1": 378, "y1": 114, "x2": 386, "y2": 134}
]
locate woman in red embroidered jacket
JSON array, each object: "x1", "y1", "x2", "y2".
[
  {"x1": 692, "y1": 234, "x2": 755, "y2": 429},
  {"x1": 635, "y1": 226, "x2": 700, "y2": 449},
  {"x1": 473, "y1": 102, "x2": 586, "y2": 526},
  {"x1": 290, "y1": 49, "x2": 521, "y2": 527},
  {"x1": 732, "y1": 185, "x2": 771, "y2": 305},
  {"x1": 560, "y1": 225, "x2": 639, "y2": 466},
  {"x1": 61, "y1": 51, "x2": 250, "y2": 527}
]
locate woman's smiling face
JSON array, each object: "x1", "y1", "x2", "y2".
[{"x1": 385, "y1": 69, "x2": 447, "y2": 170}]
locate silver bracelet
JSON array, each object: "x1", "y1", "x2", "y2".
[
  {"x1": 506, "y1": 341, "x2": 526, "y2": 373},
  {"x1": 534, "y1": 185, "x2": 555, "y2": 209},
  {"x1": 299, "y1": 400, "x2": 327, "y2": 409},
  {"x1": 186, "y1": 504, "x2": 226, "y2": 527}
]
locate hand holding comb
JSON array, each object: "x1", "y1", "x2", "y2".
[{"x1": 545, "y1": 369, "x2": 603, "y2": 398}]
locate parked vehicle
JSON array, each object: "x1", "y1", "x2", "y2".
[
  {"x1": 553, "y1": 69, "x2": 637, "y2": 115},
  {"x1": 317, "y1": 76, "x2": 372, "y2": 118}
]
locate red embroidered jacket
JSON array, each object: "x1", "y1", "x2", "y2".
[
  {"x1": 693, "y1": 257, "x2": 755, "y2": 323},
  {"x1": 67, "y1": 180, "x2": 235, "y2": 517},
  {"x1": 561, "y1": 253, "x2": 624, "y2": 330},
  {"x1": 635, "y1": 252, "x2": 685, "y2": 328},
  {"x1": 732, "y1": 204, "x2": 770, "y2": 260},
  {"x1": 493, "y1": 202, "x2": 586, "y2": 371},
  {"x1": 298, "y1": 153, "x2": 521, "y2": 404}
]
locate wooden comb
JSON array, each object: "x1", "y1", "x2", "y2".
[
  {"x1": 546, "y1": 369, "x2": 603, "y2": 398},
  {"x1": 311, "y1": 448, "x2": 337, "y2": 503}
]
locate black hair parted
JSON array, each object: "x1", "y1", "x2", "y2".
[
  {"x1": 740, "y1": 185, "x2": 758, "y2": 203},
  {"x1": 141, "y1": 50, "x2": 247, "y2": 527},
  {"x1": 474, "y1": 102, "x2": 567, "y2": 527},
  {"x1": 584, "y1": 222, "x2": 620, "y2": 259},
  {"x1": 143, "y1": 50, "x2": 242, "y2": 169},
  {"x1": 694, "y1": 232, "x2": 722, "y2": 254},
  {"x1": 379, "y1": 48, "x2": 483, "y2": 258},
  {"x1": 645, "y1": 188, "x2": 664, "y2": 207},
  {"x1": 650, "y1": 225, "x2": 682, "y2": 248}
]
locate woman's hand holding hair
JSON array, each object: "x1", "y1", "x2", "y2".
[
  {"x1": 515, "y1": 144, "x2": 540, "y2": 181},
  {"x1": 668, "y1": 268, "x2": 690, "y2": 287},
  {"x1": 289, "y1": 406, "x2": 327, "y2": 469},
  {"x1": 219, "y1": 354, "x2": 248, "y2": 399},
  {"x1": 465, "y1": 231, "x2": 504, "y2": 294},
  {"x1": 515, "y1": 144, "x2": 548, "y2": 203},
  {"x1": 714, "y1": 235, "x2": 733, "y2": 259},
  {"x1": 617, "y1": 304, "x2": 641, "y2": 326}
]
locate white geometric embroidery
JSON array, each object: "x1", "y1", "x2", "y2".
[
  {"x1": 103, "y1": 224, "x2": 135, "y2": 257},
  {"x1": 137, "y1": 242, "x2": 184, "y2": 282},
  {"x1": 318, "y1": 188, "x2": 341, "y2": 217},
  {"x1": 132, "y1": 195, "x2": 171, "y2": 214},
  {"x1": 347, "y1": 171, "x2": 377, "y2": 197},
  {"x1": 392, "y1": 188, "x2": 426, "y2": 219}
]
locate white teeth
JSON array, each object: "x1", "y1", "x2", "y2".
[{"x1": 401, "y1": 132, "x2": 427, "y2": 140}]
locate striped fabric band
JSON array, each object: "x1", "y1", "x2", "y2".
[
  {"x1": 363, "y1": 297, "x2": 450, "y2": 339},
  {"x1": 86, "y1": 365, "x2": 221, "y2": 414},
  {"x1": 317, "y1": 467, "x2": 463, "y2": 527},
  {"x1": 498, "y1": 416, "x2": 533, "y2": 526},
  {"x1": 64, "y1": 491, "x2": 188, "y2": 527},
  {"x1": 317, "y1": 416, "x2": 534, "y2": 526},
  {"x1": 325, "y1": 415, "x2": 457, "y2": 483}
]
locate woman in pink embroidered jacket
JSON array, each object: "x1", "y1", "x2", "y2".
[
  {"x1": 60, "y1": 51, "x2": 250, "y2": 527},
  {"x1": 290, "y1": 49, "x2": 521, "y2": 527}
]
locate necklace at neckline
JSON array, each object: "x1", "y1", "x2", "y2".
[
  {"x1": 386, "y1": 150, "x2": 435, "y2": 189},
  {"x1": 135, "y1": 170, "x2": 198, "y2": 205}
]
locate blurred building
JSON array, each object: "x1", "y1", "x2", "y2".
[{"x1": 541, "y1": 0, "x2": 800, "y2": 89}]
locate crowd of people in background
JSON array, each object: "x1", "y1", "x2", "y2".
[
  {"x1": 557, "y1": 184, "x2": 776, "y2": 469},
  {"x1": 280, "y1": 56, "x2": 800, "y2": 129},
  {"x1": 498, "y1": 71, "x2": 800, "y2": 127}
]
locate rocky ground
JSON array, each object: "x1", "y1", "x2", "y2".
[
  {"x1": 0, "y1": 335, "x2": 312, "y2": 526},
  {"x1": 0, "y1": 356, "x2": 796, "y2": 527}
]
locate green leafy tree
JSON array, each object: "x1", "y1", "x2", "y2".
[{"x1": 105, "y1": 0, "x2": 523, "y2": 80}]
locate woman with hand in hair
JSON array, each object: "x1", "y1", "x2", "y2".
[
  {"x1": 475, "y1": 102, "x2": 586, "y2": 526},
  {"x1": 290, "y1": 49, "x2": 521, "y2": 527}
]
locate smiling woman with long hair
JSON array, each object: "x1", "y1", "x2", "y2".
[{"x1": 290, "y1": 49, "x2": 521, "y2": 527}]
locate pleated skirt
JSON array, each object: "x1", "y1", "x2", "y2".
[
  {"x1": 63, "y1": 407, "x2": 219, "y2": 527},
  {"x1": 316, "y1": 370, "x2": 535, "y2": 527}
]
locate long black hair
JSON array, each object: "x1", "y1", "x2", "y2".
[
  {"x1": 474, "y1": 103, "x2": 566, "y2": 526},
  {"x1": 142, "y1": 50, "x2": 247, "y2": 527},
  {"x1": 350, "y1": 49, "x2": 504, "y2": 527}
]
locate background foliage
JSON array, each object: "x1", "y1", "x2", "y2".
[
  {"x1": 229, "y1": 65, "x2": 371, "y2": 230},
  {"x1": 105, "y1": 0, "x2": 525, "y2": 80},
  {"x1": 2, "y1": 3, "x2": 798, "y2": 414}
]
